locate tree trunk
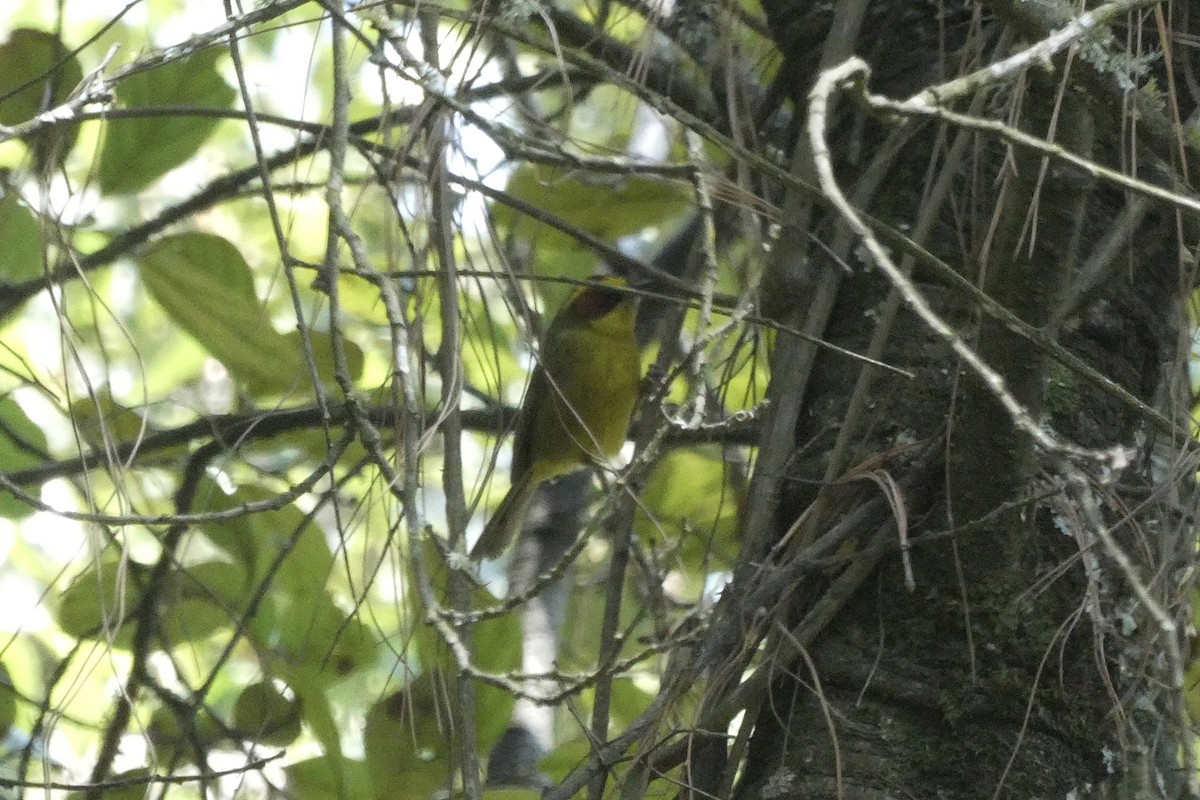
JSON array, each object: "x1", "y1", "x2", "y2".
[{"x1": 718, "y1": 2, "x2": 1197, "y2": 797}]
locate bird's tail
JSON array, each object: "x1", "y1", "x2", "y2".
[{"x1": 471, "y1": 473, "x2": 538, "y2": 559}]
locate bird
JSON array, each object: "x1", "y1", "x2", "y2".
[{"x1": 471, "y1": 276, "x2": 641, "y2": 559}]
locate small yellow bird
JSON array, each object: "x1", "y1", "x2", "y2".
[{"x1": 471, "y1": 276, "x2": 641, "y2": 559}]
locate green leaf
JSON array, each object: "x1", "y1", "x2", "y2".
[
  {"x1": 191, "y1": 478, "x2": 264, "y2": 579},
  {"x1": 491, "y1": 165, "x2": 690, "y2": 308},
  {"x1": 270, "y1": 513, "x2": 336, "y2": 595},
  {"x1": 537, "y1": 738, "x2": 592, "y2": 783},
  {"x1": 0, "y1": 636, "x2": 43, "y2": 732},
  {"x1": 492, "y1": 163, "x2": 690, "y2": 246},
  {"x1": 65, "y1": 770, "x2": 156, "y2": 800},
  {"x1": 609, "y1": 676, "x2": 655, "y2": 728},
  {"x1": 145, "y1": 704, "x2": 224, "y2": 764},
  {"x1": 160, "y1": 596, "x2": 231, "y2": 644},
  {"x1": 364, "y1": 689, "x2": 451, "y2": 800},
  {"x1": 59, "y1": 555, "x2": 246, "y2": 649},
  {"x1": 66, "y1": 391, "x2": 147, "y2": 452},
  {"x1": 0, "y1": 192, "x2": 43, "y2": 284},
  {"x1": 472, "y1": 613, "x2": 520, "y2": 747},
  {"x1": 0, "y1": 396, "x2": 49, "y2": 520},
  {"x1": 147, "y1": 706, "x2": 188, "y2": 758},
  {"x1": 481, "y1": 790, "x2": 542, "y2": 800},
  {"x1": 634, "y1": 447, "x2": 742, "y2": 565},
  {"x1": 178, "y1": 558, "x2": 249, "y2": 607},
  {"x1": 285, "y1": 330, "x2": 366, "y2": 387},
  {"x1": 233, "y1": 681, "x2": 302, "y2": 746},
  {"x1": 0, "y1": 664, "x2": 17, "y2": 738},
  {"x1": 55, "y1": 553, "x2": 141, "y2": 646},
  {"x1": 159, "y1": 560, "x2": 251, "y2": 645},
  {"x1": 274, "y1": 594, "x2": 379, "y2": 678},
  {"x1": 289, "y1": 670, "x2": 347, "y2": 799},
  {"x1": 409, "y1": 539, "x2": 518, "y2": 747},
  {"x1": 138, "y1": 233, "x2": 316, "y2": 393},
  {"x1": 195, "y1": 482, "x2": 354, "y2": 670},
  {"x1": 287, "y1": 757, "x2": 369, "y2": 800},
  {"x1": 0, "y1": 29, "x2": 83, "y2": 169},
  {"x1": 97, "y1": 49, "x2": 235, "y2": 194},
  {"x1": 196, "y1": 478, "x2": 334, "y2": 594}
]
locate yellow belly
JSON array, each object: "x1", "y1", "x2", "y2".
[{"x1": 524, "y1": 326, "x2": 640, "y2": 484}]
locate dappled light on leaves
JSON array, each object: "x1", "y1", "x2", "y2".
[{"x1": 0, "y1": 1, "x2": 1197, "y2": 799}]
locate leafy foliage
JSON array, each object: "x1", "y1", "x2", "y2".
[
  {"x1": 0, "y1": 28, "x2": 83, "y2": 169},
  {"x1": 0, "y1": 4, "x2": 750, "y2": 799},
  {"x1": 0, "y1": 1, "x2": 1196, "y2": 800},
  {"x1": 97, "y1": 49, "x2": 236, "y2": 195}
]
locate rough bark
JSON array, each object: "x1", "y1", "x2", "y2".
[{"x1": 718, "y1": 2, "x2": 1197, "y2": 798}]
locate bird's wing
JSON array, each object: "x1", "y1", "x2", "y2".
[{"x1": 508, "y1": 363, "x2": 547, "y2": 480}]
